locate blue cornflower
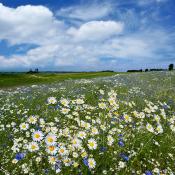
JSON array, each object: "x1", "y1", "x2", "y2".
[
  {"x1": 44, "y1": 169, "x2": 49, "y2": 174},
  {"x1": 99, "y1": 95, "x2": 103, "y2": 99},
  {"x1": 100, "y1": 146, "x2": 107, "y2": 152},
  {"x1": 118, "y1": 137, "x2": 123, "y2": 141},
  {"x1": 118, "y1": 141, "x2": 125, "y2": 147},
  {"x1": 111, "y1": 118, "x2": 117, "y2": 122},
  {"x1": 55, "y1": 161, "x2": 62, "y2": 172},
  {"x1": 120, "y1": 153, "x2": 129, "y2": 161},
  {"x1": 83, "y1": 158, "x2": 88, "y2": 166},
  {"x1": 145, "y1": 170, "x2": 153, "y2": 175},
  {"x1": 55, "y1": 104, "x2": 60, "y2": 109},
  {"x1": 15, "y1": 153, "x2": 25, "y2": 160},
  {"x1": 163, "y1": 105, "x2": 168, "y2": 109},
  {"x1": 120, "y1": 115, "x2": 124, "y2": 120}
]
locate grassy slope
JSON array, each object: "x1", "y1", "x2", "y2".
[{"x1": 0, "y1": 72, "x2": 118, "y2": 88}]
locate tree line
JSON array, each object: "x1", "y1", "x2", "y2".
[{"x1": 127, "y1": 64, "x2": 174, "y2": 72}]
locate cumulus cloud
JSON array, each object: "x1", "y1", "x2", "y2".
[
  {"x1": 0, "y1": 3, "x2": 65, "y2": 45},
  {"x1": 0, "y1": 2, "x2": 174, "y2": 71},
  {"x1": 67, "y1": 21, "x2": 124, "y2": 41}
]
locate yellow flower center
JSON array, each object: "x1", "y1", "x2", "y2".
[
  {"x1": 48, "y1": 146, "x2": 55, "y2": 151},
  {"x1": 89, "y1": 142, "x2": 94, "y2": 147},
  {"x1": 35, "y1": 133, "x2": 40, "y2": 139},
  {"x1": 30, "y1": 118, "x2": 34, "y2": 122},
  {"x1": 31, "y1": 145, "x2": 36, "y2": 150},
  {"x1": 59, "y1": 149, "x2": 65, "y2": 153},
  {"x1": 47, "y1": 137, "x2": 54, "y2": 143},
  {"x1": 72, "y1": 140, "x2": 77, "y2": 144}
]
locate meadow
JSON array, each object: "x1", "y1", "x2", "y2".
[
  {"x1": 0, "y1": 72, "x2": 117, "y2": 88},
  {"x1": 0, "y1": 71, "x2": 175, "y2": 175}
]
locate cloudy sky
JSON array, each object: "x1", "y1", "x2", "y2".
[{"x1": 0, "y1": 0, "x2": 175, "y2": 71}]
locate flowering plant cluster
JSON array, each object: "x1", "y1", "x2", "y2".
[{"x1": 0, "y1": 72, "x2": 175, "y2": 175}]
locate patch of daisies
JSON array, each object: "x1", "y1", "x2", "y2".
[{"x1": 0, "y1": 72, "x2": 175, "y2": 175}]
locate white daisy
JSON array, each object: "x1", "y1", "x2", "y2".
[
  {"x1": 72, "y1": 138, "x2": 82, "y2": 148},
  {"x1": 58, "y1": 146, "x2": 68, "y2": 156},
  {"x1": 28, "y1": 142, "x2": 39, "y2": 152},
  {"x1": 45, "y1": 133, "x2": 57, "y2": 145},
  {"x1": 87, "y1": 138, "x2": 97, "y2": 150},
  {"x1": 84, "y1": 122, "x2": 91, "y2": 130},
  {"x1": 46, "y1": 145, "x2": 58, "y2": 155},
  {"x1": 146, "y1": 123, "x2": 154, "y2": 133},
  {"x1": 61, "y1": 108, "x2": 70, "y2": 114},
  {"x1": 28, "y1": 115, "x2": 37, "y2": 124},
  {"x1": 77, "y1": 131, "x2": 86, "y2": 139},
  {"x1": 124, "y1": 114, "x2": 132, "y2": 122},
  {"x1": 118, "y1": 161, "x2": 126, "y2": 169},
  {"x1": 47, "y1": 97, "x2": 57, "y2": 104},
  {"x1": 107, "y1": 135, "x2": 114, "y2": 146},
  {"x1": 63, "y1": 158, "x2": 71, "y2": 166},
  {"x1": 76, "y1": 99, "x2": 84, "y2": 105},
  {"x1": 32, "y1": 130, "x2": 44, "y2": 142},
  {"x1": 98, "y1": 102, "x2": 106, "y2": 109},
  {"x1": 99, "y1": 89, "x2": 104, "y2": 95},
  {"x1": 156, "y1": 125, "x2": 163, "y2": 134},
  {"x1": 108, "y1": 98, "x2": 116, "y2": 106},
  {"x1": 91, "y1": 127, "x2": 99, "y2": 135},
  {"x1": 88, "y1": 158, "x2": 96, "y2": 169},
  {"x1": 48, "y1": 156, "x2": 57, "y2": 164},
  {"x1": 20, "y1": 123, "x2": 29, "y2": 130},
  {"x1": 60, "y1": 99, "x2": 69, "y2": 107}
]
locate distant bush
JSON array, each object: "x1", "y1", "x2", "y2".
[
  {"x1": 127, "y1": 69, "x2": 142, "y2": 72},
  {"x1": 101, "y1": 70, "x2": 114, "y2": 72},
  {"x1": 150, "y1": 69, "x2": 165, "y2": 71},
  {"x1": 26, "y1": 68, "x2": 39, "y2": 74}
]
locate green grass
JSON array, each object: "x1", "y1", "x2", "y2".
[
  {"x1": 0, "y1": 72, "x2": 118, "y2": 88},
  {"x1": 1, "y1": 71, "x2": 175, "y2": 174}
]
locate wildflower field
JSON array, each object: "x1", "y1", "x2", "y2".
[{"x1": 0, "y1": 71, "x2": 175, "y2": 175}]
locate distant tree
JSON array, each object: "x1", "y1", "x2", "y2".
[
  {"x1": 150, "y1": 69, "x2": 164, "y2": 72},
  {"x1": 27, "y1": 68, "x2": 39, "y2": 74},
  {"x1": 145, "y1": 69, "x2": 149, "y2": 72},
  {"x1": 101, "y1": 70, "x2": 114, "y2": 72},
  {"x1": 169, "y1": 64, "x2": 174, "y2": 71},
  {"x1": 127, "y1": 69, "x2": 143, "y2": 72},
  {"x1": 26, "y1": 69, "x2": 33, "y2": 74},
  {"x1": 35, "y1": 68, "x2": 39, "y2": 73}
]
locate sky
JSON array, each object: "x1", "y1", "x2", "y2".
[{"x1": 0, "y1": 0, "x2": 175, "y2": 72}]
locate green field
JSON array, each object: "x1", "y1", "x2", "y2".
[
  {"x1": 0, "y1": 71, "x2": 175, "y2": 175},
  {"x1": 0, "y1": 72, "x2": 117, "y2": 88}
]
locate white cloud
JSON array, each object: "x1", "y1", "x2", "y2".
[
  {"x1": 0, "y1": 28, "x2": 174, "y2": 71},
  {"x1": 0, "y1": 3, "x2": 174, "y2": 71},
  {"x1": 0, "y1": 3, "x2": 65, "y2": 45},
  {"x1": 67, "y1": 21, "x2": 124, "y2": 41},
  {"x1": 56, "y1": 3, "x2": 113, "y2": 21},
  {"x1": 138, "y1": 0, "x2": 168, "y2": 6}
]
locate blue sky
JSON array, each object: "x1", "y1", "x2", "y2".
[{"x1": 0, "y1": 0, "x2": 175, "y2": 71}]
